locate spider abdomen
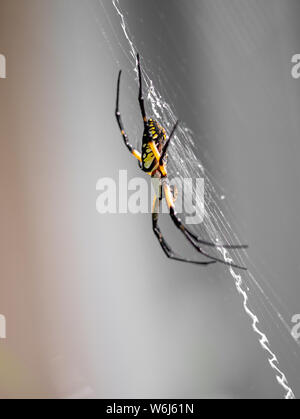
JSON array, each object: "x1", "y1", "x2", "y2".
[{"x1": 141, "y1": 119, "x2": 166, "y2": 173}]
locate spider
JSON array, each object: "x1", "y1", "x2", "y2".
[{"x1": 115, "y1": 54, "x2": 248, "y2": 270}]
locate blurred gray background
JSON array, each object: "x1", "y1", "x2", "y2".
[{"x1": 0, "y1": 0, "x2": 300, "y2": 398}]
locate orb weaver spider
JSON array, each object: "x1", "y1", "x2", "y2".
[{"x1": 115, "y1": 54, "x2": 248, "y2": 270}]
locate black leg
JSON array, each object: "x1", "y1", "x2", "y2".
[
  {"x1": 152, "y1": 189, "x2": 216, "y2": 266},
  {"x1": 158, "y1": 157, "x2": 247, "y2": 250},
  {"x1": 137, "y1": 54, "x2": 147, "y2": 124},
  {"x1": 181, "y1": 229, "x2": 248, "y2": 250},
  {"x1": 115, "y1": 71, "x2": 142, "y2": 162},
  {"x1": 163, "y1": 179, "x2": 247, "y2": 270},
  {"x1": 160, "y1": 121, "x2": 179, "y2": 166}
]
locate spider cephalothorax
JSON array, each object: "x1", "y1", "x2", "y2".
[{"x1": 115, "y1": 53, "x2": 248, "y2": 270}]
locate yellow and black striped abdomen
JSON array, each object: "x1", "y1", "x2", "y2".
[{"x1": 141, "y1": 119, "x2": 166, "y2": 173}]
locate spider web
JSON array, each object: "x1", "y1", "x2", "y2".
[{"x1": 94, "y1": 0, "x2": 299, "y2": 399}]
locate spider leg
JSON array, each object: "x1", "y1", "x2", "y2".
[
  {"x1": 115, "y1": 71, "x2": 142, "y2": 162},
  {"x1": 137, "y1": 54, "x2": 147, "y2": 124},
  {"x1": 160, "y1": 121, "x2": 179, "y2": 166},
  {"x1": 163, "y1": 179, "x2": 247, "y2": 270},
  {"x1": 152, "y1": 186, "x2": 216, "y2": 266},
  {"x1": 181, "y1": 229, "x2": 248, "y2": 250}
]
